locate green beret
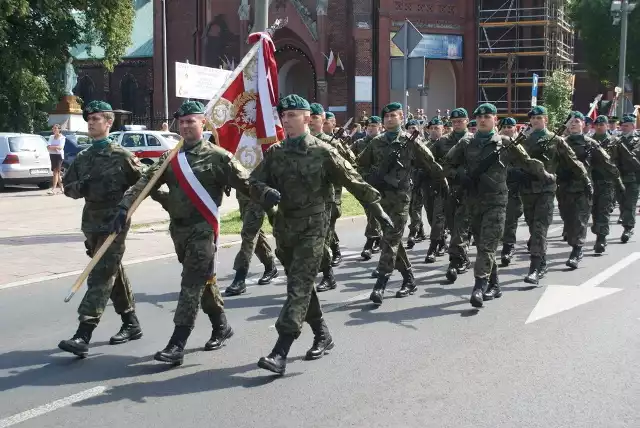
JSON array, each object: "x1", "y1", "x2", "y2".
[
  {"x1": 450, "y1": 108, "x2": 468, "y2": 119},
  {"x1": 309, "y1": 103, "x2": 325, "y2": 116},
  {"x1": 594, "y1": 115, "x2": 608, "y2": 124},
  {"x1": 473, "y1": 103, "x2": 497, "y2": 116},
  {"x1": 501, "y1": 117, "x2": 517, "y2": 126},
  {"x1": 609, "y1": 116, "x2": 619, "y2": 123},
  {"x1": 444, "y1": 121, "x2": 452, "y2": 127},
  {"x1": 570, "y1": 111, "x2": 585, "y2": 121},
  {"x1": 381, "y1": 102, "x2": 403, "y2": 116},
  {"x1": 277, "y1": 94, "x2": 311, "y2": 114},
  {"x1": 173, "y1": 100, "x2": 205, "y2": 119},
  {"x1": 405, "y1": 119, "x2": 419, "y2": 128},
  {"x1": 367, "y1": 115, "x2": 382, "y2": 125},
  {"x1": 528, "y1": 106, "x2": 547, "y2": 117},
  {"x1": 621, "y1": 114, "x2": 636, "y2": 124},
  {"x1": 83, "y1": 100, "x2": 113, "y2": 121},
  {"x1": 325, "y1": 112, "x2": 335, "y2": 120},
  {"x1": 468, "y1": 120, "x2": 477, "y2": 127},
  {"x1": 428, "y1": 117, "x2": 443, "y2": 127}
]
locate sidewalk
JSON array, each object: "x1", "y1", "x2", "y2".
[{"x1": 0, "y1": 186, "x2": 240, "y2": 287}]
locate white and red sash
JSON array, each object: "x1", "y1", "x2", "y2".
[{"x1": 170, "y1": 151, "x2": 220, "y2": 242}]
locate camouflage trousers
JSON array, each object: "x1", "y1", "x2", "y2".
[
  {"x1": 170, "y1": 223, "x2": 225, "y2": 327},
  {"x1": 503, "y1": 188, "x2": 523, "y2": 245},
  {"x1": 377, "y1": 190, "x2": 411, "y2": 276},
  {"x1": 273, "y1": 212, "x2": 328, "y2": 338},
  {"x1": 448, "y1": 189, "x2": 471, "y2": 262},
  {"x1": 619, "y1": 180, "x2": 639, "y2": 229},
  {"x1": 429, "y1": 183, "x2": 453, "y2": 242},
  {"x1": 556, "y1": 189, "x2": 592, "y2": 247},
  {"x1": 320, "y1": 202, "x2": 342, "y2": 273},
  {"x1": 469, "y1": 202, "x2": 506, "y2": 279},
  {"x1": 591, "y1": 180, "x2": 616, "y2": 236},
  {"x1": 363, "y1": 205, "x2": 381, "y2": 239},
  {"x1": 521, "y1": 192, "x2": 554, "y2": 257},
  {"x1": 78, "y1": 229, "x2": 135, "y2": 325},
  {"x1": 232, "y1": 197, "x2": 275, "y2": 271},
  {"x1": 408, "y1": 178, "x2": 433, "y2": 234}
]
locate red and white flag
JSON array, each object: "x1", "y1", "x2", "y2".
[
  {"x1": 206, "y1": 31, "x2": 284, "y2": 172},
  {"x1": 326, "y1": 50, "x2": 337, "y2": 75},
  {"x1": 587, "y1": 94, "x2": 602, "y2": 121}
]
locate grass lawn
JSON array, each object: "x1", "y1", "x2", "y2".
[{"x1": 219, "y1": 191, "x2": 365, "y2": 235}]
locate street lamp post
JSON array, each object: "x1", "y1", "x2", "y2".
[
  {"x1": 162, "y1": 0, "x2": 168, "y2": 121},
  {"x1": 612, "y1": 0, "x2": 637, "y2": 118}
]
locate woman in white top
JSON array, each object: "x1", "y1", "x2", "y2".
[{"x1": 47, "y1": 124, "x2": 66, "y2": 194}]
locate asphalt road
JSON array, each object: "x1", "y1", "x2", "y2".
[{"x1": 0, "y1": 213, "x2": 639, "y2": 428}]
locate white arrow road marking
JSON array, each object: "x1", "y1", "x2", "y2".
[
  {"x1": 525, "y1": 253, "x2": 640, "y2": 324},
  {"x1": 0, "y1": 386, "x2": 107, "y2": 428}
]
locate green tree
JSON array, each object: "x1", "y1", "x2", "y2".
[
  {"x1": 543, "y1": 69, "x2": 574, "y2": 130},
  {"x1": 0, "y1": 0, "x2": 134, "y2": 132},
  {"x1": 569, "y1": 0, "x2": 640, "y2": 85}
]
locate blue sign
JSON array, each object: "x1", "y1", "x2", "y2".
[
  {"x1": 409, "y1": 34, "x2": 463, "y2": 60},
  {"x1": 531, "y1": 73, "x2": 539, "y2": 107}
]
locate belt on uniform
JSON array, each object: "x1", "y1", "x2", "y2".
[
  {"x1": 279, "y1": 203, "x2": 326, "y2": 218},
  {"x1": 85, "y1": 200, "x2": 119, "y2": 210}
]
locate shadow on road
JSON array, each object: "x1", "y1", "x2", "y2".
[{"x1": 0, "y1": 233, "x2": 86, "y2": 246}]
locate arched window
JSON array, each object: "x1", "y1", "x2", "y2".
[
  {"x1": 77, "y1": 75, "x2": 95, "y2": 105},
  {"x1": 120, "y1": 74, "x2": 138, "y2": 115}
]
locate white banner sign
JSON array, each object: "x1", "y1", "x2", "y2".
[{"x1": 175, "y1": 62, "x2": 231, "y2": 100}]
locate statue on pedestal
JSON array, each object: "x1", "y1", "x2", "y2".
[{"x1": 64, "y1": 57, "x2": 78, "y2": 96}]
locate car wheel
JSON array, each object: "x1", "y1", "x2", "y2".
[
  {"x1": 37, "y1": 182, "x2": 51, "y2": 190},
  {"x1": 0, "y1": 178, "x2": 5, "y2": 191}
]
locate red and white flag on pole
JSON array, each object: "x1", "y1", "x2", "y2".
[
  {"x1": 326, "y1": 50, "x2": 337, "y2": 75},
  {"x1": 206, "y1": 31, "x2": 284, "y2": 172},
  {"x1": 587, "y1": 94, "x2": 602, "y2": 121}
]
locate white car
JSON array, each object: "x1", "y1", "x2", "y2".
[
  {"x1": 110, "y1": 131, "x2": 181, "y2": 164},
  {"x1": 0, "y1": 133, "x2": 52, "y2": 190}
]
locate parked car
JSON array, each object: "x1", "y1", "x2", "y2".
[
  {"x1": 110, "y1": 130, "x2": 181, "y2": 164},
  {"x1": 0, "y1": 133, "x2": 52, "y2": 190},
  {"x1": 38, "y1": 131, "x2": 92, "y2": 173}
]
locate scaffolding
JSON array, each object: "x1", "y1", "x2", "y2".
[{"x1": 477, "y1": 0, "x2": 574, "y2": 118}]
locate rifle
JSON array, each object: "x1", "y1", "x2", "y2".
[
  {"x1": 369, "y1": 130, "x2": 421, "y2": 189},
  {"x1": 469, "y1": 126, "x2": 530, "y2": 182},
  {"x1": 325, "y1": 117, "x2": 356, "y2": 162}
]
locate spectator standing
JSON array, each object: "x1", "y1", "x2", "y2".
[{"x1": 47, "y1": 124, "x2": 66, "y2": 195}]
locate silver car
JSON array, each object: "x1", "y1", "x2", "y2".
[{"x1": 0, "y1": 133, "x2": 52, "y2": 190}]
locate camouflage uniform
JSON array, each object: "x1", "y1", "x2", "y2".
[
  {"x1": 558, "y1": 133, "x2": 619, "y2": 267},
  {"x1": 251, "y1": 130, "x2": 386, "y2": 373},
  {"x1": 62, "y1": 139, "x2": 149, "y2": 325},
  {"x1": 612, "y1": 132, "x2": 640, "y2": 236},
  {"x1": 358, "y1": 125, "x2": 442, "y2": 302},
  {"x1": 443, "y1": 104, "x2": 552, "y2": 307},
  {"x1": 352, "y1": 134, "x2": 382, "y2": 244},
  {"x1": 119, "y1": 137, "x2": 249, "y2": 361},
  {"x1": 407, "y1": 133, "x2": 430, "y2": 244},
  {"x1": 518, "y1": 127, "x2": 588, "y2": 280}
]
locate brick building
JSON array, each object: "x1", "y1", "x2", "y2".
[{"x1": 154, "y1": 0, "x2": 477, "y2": 122}]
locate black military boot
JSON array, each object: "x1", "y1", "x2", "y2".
[
  {"x1": 483, "y1": 265, "x2": 502, "y2": 301},
  {"x1": 330, "y1": 244, "x2": 342, "y2": 266},
  {"x1": 372, "y1": 238, "x2": 381, "y2": 253},
  {"x1": 258, "y1": 261, "x2": 278, "y2": 285},
  {"x1": 594, "y1": 234, "x2": 607, "y2": 254},
  {"x1": 258, "y1": 334, "x2": 295, "y2": 375},
  {"x1": 524, "y1": 256, "x2": 543, "y2": 285},
  {"x1": 225, "y1": 269, "x2": 247, "y2": 296},
  {"x1": 416, "y1": 226, "x2": 427, "y2": 243},
  {"x1": 370, "y1": 275, "x2": 389, "y2": 305},
  {"x1": 457, "y1": 256, "x2": 471, "y2": 274},
  {"x1": 58, "y1": 322, "x2": 96, "y2": 358},
  {"x1": 565, "y1": 246, "x2": 583, "y2": 270},
  {"x1": 621, "y1": 227, "x2": 634, "y2": 243},
  {"x1": 446, "y1": 261, "x2": 459, "y2": 283},
  {"x1": 406, "y1": 229, "x2": 417, "y2": 249},
  {"x1": 539, "y1": 256, "x2": 548, "y2": 278},
  {"x1": 316, "y1": 268, "x2": 337, "y2": 292},
  {"x1": 436, "y1": 238, "x2": 448, "y2": 256},
  {"x1": 361, "y1": 238, "x2": 375, "y2": 260},
  {"x1": 109, "y1": 311, "x2": 143, "y2": 345},
  {"x1": 500, "y1": 243, "x2": 515, "y2": 266},
  {"x1": 204, "y1": 312, "x2": 234, "y2": 351},
  {"x1": 470, "y1": 277, "x2": 488, "y2": 308},
  {"x1": 305, "y1": 319, "x2": 334, "y2": 360},
  {"x1": 396, "y1": 268, "x2": 417, "y2": 298},
  {"x1": 424, "y1": 241, "x2": 438, "y2": 264},
  {"x1": 154, "y1": 325, "x2": 192, "y2": 366}
]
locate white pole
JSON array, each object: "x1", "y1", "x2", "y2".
[{"x1": 162, "y1": 0, "x2": 169, "y2": 120}]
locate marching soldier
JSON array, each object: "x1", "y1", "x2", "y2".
[
  {"x1": 58, "y1": 100, "x2": 167, "y2": 357},
  {"x1": 113, "y1": 101, "x2": 246, "y2": 365},
  {"x1": 558, "y1": 111, "x2": 618, "y2": 269},
  {"x1": 358, "y1": 102, "x2": 443, "y2": 304},
  {"x1": 517, "y1": 106, "x2": 589, "y2": 283},
  {"x1": 442, "y1": 103, "x2": 554, "y2": 308},
  {"x1": 351, "y1": 115, "x2": 383, "y2": 259},
  {"x1": 499, "y1": 117, "x2": 523, "y2": 266},
  {"x1": 249, "y1": 95, "x2": 392, "y2": 374},
  {"x1": 613, "y1": 114, "x2": 640, "y2": 242},
  {"x1": 406, "y1": 118, "x2": 428, "y2": 248}
]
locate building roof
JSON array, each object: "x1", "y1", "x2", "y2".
[{"x1": 70, "y1": 0, "x2": 153, "y2": 60}]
